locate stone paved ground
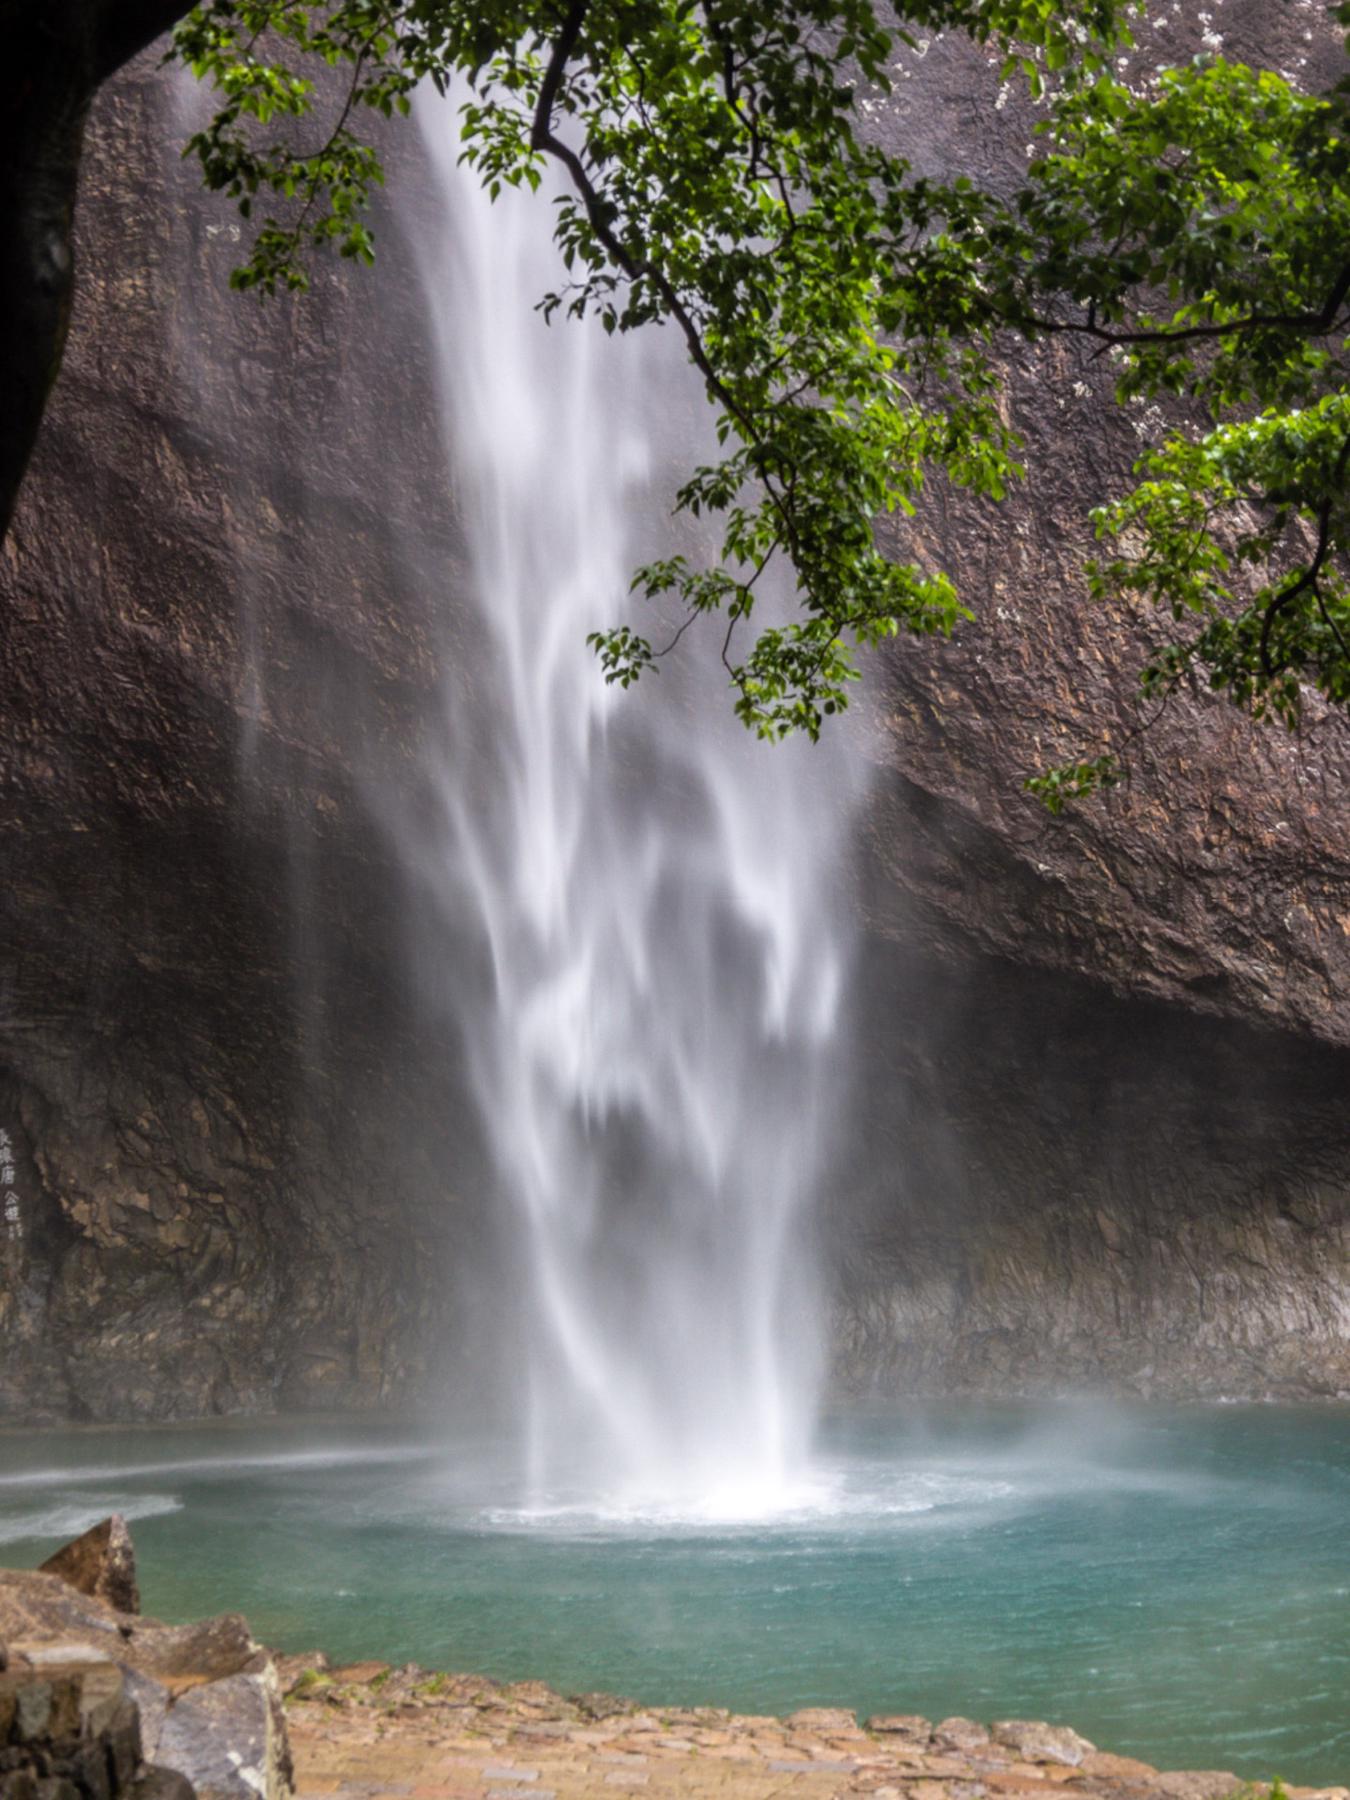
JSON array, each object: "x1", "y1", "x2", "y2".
[{"x1": 278, "y1": 1660, "x2": 1348, "y2": 1800}]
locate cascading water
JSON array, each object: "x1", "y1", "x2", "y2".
[{"x1": 413, "y1": 107, "x2": 864, "y2": 1518}]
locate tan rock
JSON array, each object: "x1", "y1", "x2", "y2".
[
  {"x1": 786, "y1": 1706, "x2": 860, "y2": 1733},
  {"x1": 1079, "y1": 1752, "x2": 1158, "y2": 1781},
  {"x1": 505, "y1": 1680, "x2": 566, "y2": 1709},
  {"x1": 868, "y1": 1714, "x2": 933, "y2": 1743},
  {"x1": 0, "y1": 1571, "x2": 260, "y2": 1688},
  {"x1": 328, "y1": 1661, "x2": 390, "y2": 1685},
  {"x1": 573, "y1": 1692, "x2": 636, "y2": 1721},
  {"x1": 1153, "y1": 1773, "x2": 1242, "y2": 1800},
  {"x1": 935, "y1": 1719, "x2": 993, "y2": 1754},
  {"x1": 132, "y1": 1614, "x2": 265, "y2": 1686},
  {"x1": 991, "y1": 1723, "x2": 1095, "y2": 1768},
  {"x1": 272, "y1": 1651, "x2": 331, "y2": 1696},
  {"x1": 38, "y1": 1514, "x2": 140, "y2": 1615},
  {"x1": 10, "y1": 1639, "x2": 117, "y2": 1668}
]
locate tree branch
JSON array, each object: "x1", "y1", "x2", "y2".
[
  {"x1": 527, "y1": 0, "x2": 810, "y2": 579},
  {"x1": 1023, "y1": 255, "x2": 1350, "y2": 351},
  {"x1": 1257, "y1": 433, "x2": 1350, "y2": 677}
]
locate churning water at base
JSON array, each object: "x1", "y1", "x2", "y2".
[
  {"x1": 407, "y1": 108, "x2": 861, "y2": 1510},
  {"x1": 1, "y1": 1407, "x2": 1346, "y2": 1783}
]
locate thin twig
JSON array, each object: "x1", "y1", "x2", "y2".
[
  {"x1": 1022, "y1": 255, "x2": 1350, "y2": 351},
  {"x1": 1257, "y1": 433, "x2": 1350, "y2": 675}
]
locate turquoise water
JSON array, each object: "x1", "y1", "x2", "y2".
[{"x1": 0, "y1": 1405, "x2": 1345, "y2": 1785}]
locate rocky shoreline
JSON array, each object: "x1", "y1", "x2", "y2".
[
  {"x1": 1, "y1": 1518, "x2": 1345, "y2": 1800},
  {"x1": 275, "y1": 1658, "x2": 1348, "y2": 1800}
]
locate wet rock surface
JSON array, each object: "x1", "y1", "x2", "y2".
[
  {"x1": 821, "y1": 0, "x2": 1350, "y2": 1403},
  {"x1": 0, "y1": 6, "x2": 1346, "y2": 1419},
  {"x1": 0, "y1": 55, "x2": 480, "y2": 1425},
  {"x1": 0, "y1": 1654, "x2": 190, "y2": 1800},
  {"x1": 155, "y1": 1670, "x2": 290, "y2": 1800},
  {"x1": 0, "y1": 1570, "x2": 291, "y2": 1800},
  {"x1": 858, "y1": 0, "x2": 1350, "y2": 1046},
  {"x1": 274, "y1": 1661, "x2": 1348, "y2": 1800}
]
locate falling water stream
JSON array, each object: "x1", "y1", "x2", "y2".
[
  {"x1": 1, "y1": 98, "x2": 1346, "y2": 1793},
  {"x1": 412, "y1": 110, "x2": 861, "y2": 1519}
]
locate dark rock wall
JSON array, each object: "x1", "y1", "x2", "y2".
[
  {"x1": 0, "y1": 19, "x2": 1346, "y2": 1421},
  {"x1": 863, "y1": 0, "x2": 1350, "y2": 1044},
  {"x1": 831, "y1": 937, "x2": 1349, "y2": 1398},
  {"x1": 823, "y1": 0, "x2": 1349, "y2": 1397},
  {"x1": 0, "y1": 62, "x2": 482, "y2": 1421}
]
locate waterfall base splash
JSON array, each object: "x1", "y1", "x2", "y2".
[{"x1": 2, "y1": 1407, "x2": 1345, "y2": 1784}]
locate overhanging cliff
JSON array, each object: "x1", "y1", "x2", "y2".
[{"x1": 0, "y1": 25, "x2": 1346, "y2": 1422}]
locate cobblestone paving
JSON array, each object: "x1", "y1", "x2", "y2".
[{"x1": 279, "y1": 1659, "x2": 1348, "y2": 1800}]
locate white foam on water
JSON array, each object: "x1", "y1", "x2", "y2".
[
  {"x1": 0, "y1": 1493, "x2": 183, "y2": 1547},
  {"x1": 0, "y1": 1445, "x2": 434, "y2": 1491},
  {"x1": 473, "y1": 1463, "x2": 1018, "y2": 1537}
]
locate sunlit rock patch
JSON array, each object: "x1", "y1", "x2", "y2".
[{"x1": 278, "y1": 1660, "x2": 1347, "y2": 1800}]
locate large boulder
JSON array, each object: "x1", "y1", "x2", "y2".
[
  {"x1": 155, "y1": 1672, "x2": 290, "y2": 1800},
  {"x1": 39, "y1": 1513, "x2": 140, "y2": 1615},
  {"x1": 0, "y1": 1542, "x2": 291, "y2": 1800},
  {"x1": 0, "y1": 1653, "x2": 192, "y2": 1799}
]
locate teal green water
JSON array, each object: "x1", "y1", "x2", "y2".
[{"x1": 0, "y1": 1405, "x2": 1345, "y2": 1785}]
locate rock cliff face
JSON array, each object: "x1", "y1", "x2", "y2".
[
  {"x1": 0, "y1": 64, "x2": 484, "y2": 1421},
  {"x1": 824, "y1": 0, "x2": 1350, "y2": 1398},
  {"x1": 0, "y1": 18, "x2": 1346, "y2": 1422}
]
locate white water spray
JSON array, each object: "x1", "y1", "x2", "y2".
[{"x1": 414, "y1": 108, "x2": 863, "y2": 1519}]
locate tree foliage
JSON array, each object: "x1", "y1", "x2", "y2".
[{"x1": 171, "y1": 0, "x2": 1350, "y2": 796}]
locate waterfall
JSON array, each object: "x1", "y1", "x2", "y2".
[{"x1": 413, "y1": 105, "x2": 863, "y2": 1519}]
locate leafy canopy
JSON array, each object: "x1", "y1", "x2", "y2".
[{"x1": 172, "y1": 0, "x2": 1350, "y2": 799}]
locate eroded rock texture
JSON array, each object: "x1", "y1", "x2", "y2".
[
  {"x1": 39, "y1": 1513, "x2": 139, "y2": 1615},
  {"x1": 0, "y1": 13, "x2": 1346, "y2": 1419},
  {"x1": 828, "y1": 0, "x2": 1350, "y2": 1397},
  {"x1": 1, "y1": 1543, "x2": 293, "y2": 1799},
  {"x1": 0, "y1": 60, "x2": 484, "y2": 1421}
]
